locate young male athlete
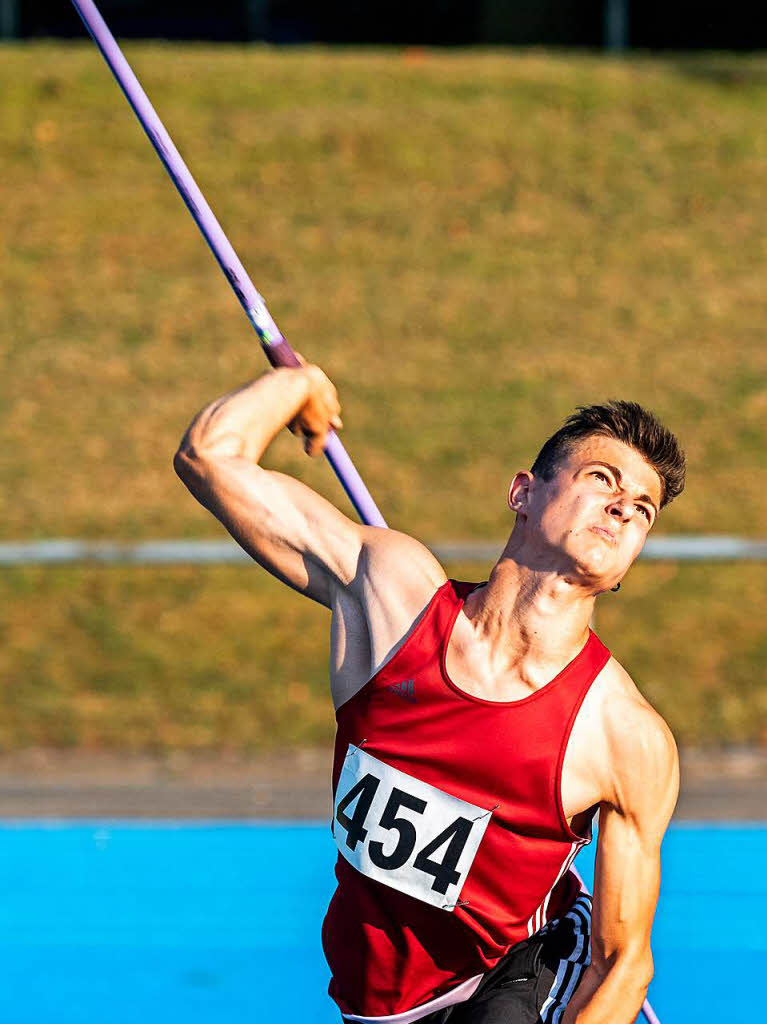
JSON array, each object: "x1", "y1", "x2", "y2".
[{"x1": 174, "y1": 362, "x2": 685, "y2": 1024}]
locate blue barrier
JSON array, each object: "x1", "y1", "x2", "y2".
[{"x1": 0, "y1": 822, "x2": 763, "y2": 1022}]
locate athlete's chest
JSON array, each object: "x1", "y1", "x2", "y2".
[
  {"x1": 340, "y1": 676, "x2": 608, "y2": 847},
  {"x1": 443, "y1": 616, "x2": 609, "y2": 821},
  {"x1": 329, "y1": 584, "x2": 610, "y2": 827}
]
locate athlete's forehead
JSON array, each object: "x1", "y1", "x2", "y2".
[{"x1": 559, "y1": 436, "x2": 663, "y2": 510}]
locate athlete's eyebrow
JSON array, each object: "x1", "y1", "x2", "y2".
[{"x1": 585, "y1": 461, "x2": 659, "y2": 517}]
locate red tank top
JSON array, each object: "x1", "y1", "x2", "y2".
[{"x1": 322, "y1": 580, "x2": 610, "y2": 1018}]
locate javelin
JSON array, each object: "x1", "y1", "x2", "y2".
[
  {"x1": 70, "y1": 4, "x2": 661, "y2": 1021},
  {"x1": 70, "y1": 0, "x2": 386, "y2": 530}
]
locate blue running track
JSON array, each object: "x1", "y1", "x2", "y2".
[{"x1": 0, "y1": 822, "x2": 763, "y2": 1022}]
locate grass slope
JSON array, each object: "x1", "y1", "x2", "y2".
[{"x1": 1, "y1": 45, "x2": 765, "y2": 749}]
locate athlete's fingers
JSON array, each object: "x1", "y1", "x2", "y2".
[
  {"x1": 289, "y1": 367, "x2": 340, "y2": 452},
  {"x1": 304, "y1": 428, "x2": 328, "y2": 457},
  {"x1": 327, "y1": 391, "x2": 342, "y2": 431},
  {"x1": 330, "y1": 401, "x2": 343, "y2": 430}
]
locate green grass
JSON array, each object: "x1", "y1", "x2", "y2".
[
  {"x1": 0, "y1": 561, "x2": 764, "y2": 751},
  {"x1": 1, "y1": 45, "x2": 765, "y2": 750}
]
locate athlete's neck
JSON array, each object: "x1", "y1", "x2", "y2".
[{"x1": 458, "y1": 538, "x2": 596, "y2": 690}]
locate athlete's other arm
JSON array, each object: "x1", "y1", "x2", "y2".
[
  {"x1": 562, "y1": 701, "x2": 679, "y2": 1024},
  {"x1": 173, "y1": 365, "x2": 444, "y2": 613}
]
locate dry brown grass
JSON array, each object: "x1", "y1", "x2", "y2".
[{"x1": 1, "y1": 45, "x2": 765, "y2": 749}]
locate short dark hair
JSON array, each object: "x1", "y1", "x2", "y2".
[{"x1": 530, "y1": 400, "x2": 686, "y2": 509}]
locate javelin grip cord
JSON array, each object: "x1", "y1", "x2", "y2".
[
  {"x1": 71, "y1": 5, "x2": 660, "y2": 1022},
  {"x1": 70, "y1": 0, "x2": 386, "y2": 529}
]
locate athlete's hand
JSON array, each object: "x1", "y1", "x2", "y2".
[{"x1": 288, "y1": 358, "x2": 343, "y2": 457}]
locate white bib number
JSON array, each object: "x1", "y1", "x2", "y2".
[{"x1": 332, "y1": 744, "x2": 492, "y2": 911}]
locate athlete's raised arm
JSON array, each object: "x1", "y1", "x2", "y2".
[
  {"x1": 173, "y1": 364, "x2": 444, "y2": 614},
  {"x1": 562, "y1": 699, "x2": 679, "y2": 1024},
  {"x1": 173, "y1": 364, "x2": 363, "y2": 606}
]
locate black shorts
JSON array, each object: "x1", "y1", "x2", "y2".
[{"x1": 418, "y1": 893, "x2": 592, "y2": 1024}]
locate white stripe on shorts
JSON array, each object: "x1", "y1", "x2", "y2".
[{"x1": 539, "y1": 893, "x2": 592, "y2": 1024}]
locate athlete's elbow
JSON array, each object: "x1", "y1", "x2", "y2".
[
  {"x1": 173, "y1": 445, "x2": 217, "y2": 498},
  {"x1": 623, "y1": 958, "x2": 653, "y2": 1024},
  {"x1": 593, "y1": 948, "x2": 653, "y2": 1003},
  {"x1": 619, "y1": 951, "x2": 654, "y2": 1006},
  {"x1": 635, "y1": 952, "x2": 654, "y2": 996},
  {"x1": 621, "y1": 941, "x2": 653, "y2": 987},
  {"x1": 173, "y1": 445, "x2": 200, "y2": 484}
]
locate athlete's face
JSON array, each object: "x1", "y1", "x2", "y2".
[{"x1": 509, "y1": 436, "x2": 663, "y2": 591}]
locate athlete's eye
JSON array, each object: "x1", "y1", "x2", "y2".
[
  {"x1": 591, "y1": 471, "x2": 611, "y2": 485},
  {"x1": 637, "y1": 505, "x2": 652, "y2": 522}
]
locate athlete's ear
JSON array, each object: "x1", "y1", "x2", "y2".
[{"x1": 508, "y1": 471, "x2": 534, "y2": 515}]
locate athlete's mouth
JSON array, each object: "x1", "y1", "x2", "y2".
[{"x1": 589, "y1": 526, "x2": 617, "y2": 545}]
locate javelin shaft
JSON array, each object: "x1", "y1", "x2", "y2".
[{"x1": 70, "y1": 0, "x2": 386, "y2": 529}]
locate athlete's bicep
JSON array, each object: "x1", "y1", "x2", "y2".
[
  {"x1": 175, "y1": 450, "x2": 366, "y2": 607},
  {"x1": 592, "y1": 708, "x2": 679, "y2": 971},
  {"x1": 591, "y1": 803, "x2": 659, "y2": 968},
  {"x1": 174, "y1": 450, "x2": 446, "y2": 618}
]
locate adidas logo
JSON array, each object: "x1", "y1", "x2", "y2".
[{"x1": 387, "y1": 679, "x2": 417, "y2": 703}]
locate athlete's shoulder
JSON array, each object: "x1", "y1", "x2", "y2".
[
  {"x1": 596, "y1": 656, "x2": 679, "y2": 821},
  {"x1": 596, "y1": 655, "x2": 677, "y2": 758},
  {"x1": 338, "y1": 527, "x2": 449, "y2": 653},
  {"x1": 357, "y1": 526, "x2": 447, "y2": 592}
]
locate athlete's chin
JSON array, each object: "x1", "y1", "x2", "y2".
[{"x1": 564, "y1": 546, "x2": 625, "y2": 589}]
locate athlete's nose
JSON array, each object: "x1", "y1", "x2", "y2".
[{"x1": 607, "y1": 498, "x2": 633, "y2": 523}]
